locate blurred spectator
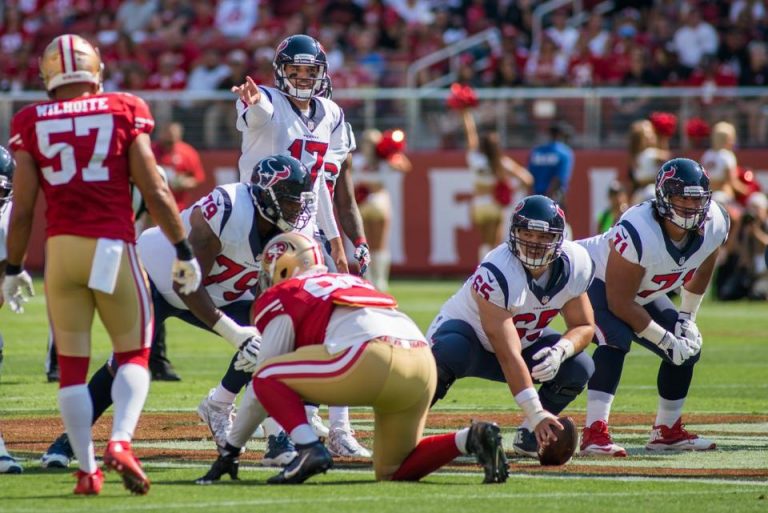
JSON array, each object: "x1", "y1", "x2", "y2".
[
  {"x1": 153, "y1": 122, "x2": 205, "y2": 211},
  {"x1": 584, "y1": 12, "x2": 610, "y2": 57},
  {"x1": 717, "y1": 30, "x2": 749, "y2": 78},
  {"x1": 186, "y1": 49, "x2": 230, "y2": 92},
  {"x1": 596, "y1": 180, "x2": 629, "y2": 234},
  {"x1": 215, "y1": 0, "x2": 259, "y2": 40},
  {"x1": 116, "y1": 0, "x2": 159, "y2": 38},
  {"x1": 628, "y1": 119, "x2": 668, "y2": 204},
  {"x1": 546, "y1": 8, "x2": 579, "y2": 57},
  {"x1": 527, "y1": 122, "x2": 573, "y2": 209},
  {"x1": 146, "y1": 51, "x2": 187, "y2": 90},
  {"x1": 459, "y1": 103, "x2": 532, "y2": 262},
  {"x1": 700, "y1": 121, "x2": 750, "y2": 209},
  {"x1": 716, "y1": 191, "x2": 768, "y2": 300},
  {"x1": 204, "y1": 49, "x2": 249, "y2": 148},
  {"x1": 386, "y1": 0, "x2": 435, "y2": 26},
  {"x1": 738, "y1": 42, "x2": 768, "y2": 144},
  {"x1": 729, "y1": 0, "x2": 766, "y2": 24},
  {"x1": 524, "y1": 35, "x2": 567, "y2": 87},
  {"x1": 672, "y1": 9, "x2": 718, "y2": 74},
  {"x1": 323, "y1": 0, "x2": 365, "y2": 27}
]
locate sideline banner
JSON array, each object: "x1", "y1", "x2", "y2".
[{"x1": 23, "y1": 150, "x2": 768, "y2": 274}]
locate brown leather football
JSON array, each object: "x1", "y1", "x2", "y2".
[{"x1": 538, "y1": 416, "x2": 579, "y2": 466}]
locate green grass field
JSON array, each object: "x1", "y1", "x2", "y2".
[{"x1": 1, "y1": 279, "x2": 766, "y2": 512}]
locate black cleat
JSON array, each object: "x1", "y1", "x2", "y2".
[
  {"x1": 512, "y1": 427, "x2": 538, "y2": 458},
  {"x1": 196, "y1": 452, "x2": 240, "y2": 485},
  {"x1": 46, "y1": 368, "x2": 60, "y2": 383},
  {"x1": 466, "y1": 421, "x2": 509, "y2": 484},
  {"x1": 150, "y1": 365, "x2": 181, "y2": 382},
  {"x1": 266, "y1": 441, "x2": 333, "y2": 485}
]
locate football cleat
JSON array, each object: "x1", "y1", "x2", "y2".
[
  {"x1": 579, "y1": 420, "x2": 627, "y2": 457},
  {"x1": 73, "y1": 468, "x2": 103, "y2": 495},
  {"x1": 512, "y1": 427, "x2": 538, "y2": 459},
  {"x1": 0, "y1": 453, "x2": 22, "y2": 474},
  {"x1": 262, "y1": 432, "x2": 298, "y2": 466},
  {"x1": 197, "y1": 389, "x2": 235, "y2": 450},
  {"x1": 103, "y1": 441, "x2": 150, "y2": 495},
  {"x1": 41, "y1": 433, "x2": 75, "y2": 469},
  {"x1": 466, "y1": 421, "x2": 509, "y2": 484},
  {"x1": 327, "y1": 427, "x2": 372, "y2": 458},
  {"x1": 195, "y1": 451, "x2": 240, "y2": 485},
  {"x1": 646, "y1": 418, "x2": 716, "y2": 451},
  {"x1": 266, "y1": 441, "x2": 333, "y2": 484}
]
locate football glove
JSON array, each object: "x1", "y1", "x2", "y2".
[
  {"x1": 354, "y1": 242, "x2": 371, "y2": 276},
  {"x1": 674, "y1": 312, "x2": 702, "y2": 354},
  {"x1": 531, "y1": 345, "x2": 567, "y2": 383},
  {"x1": 172, "y1": 257, "x2": 202, "y2": 295},
  {"x1": 657, "y1": 331, "x2": 695, "y2": 366},
  {"x1": 1, "y1": 270, "x2": 34, "y2": 314},
  {"x1": 234, "y1": 336, "x2": 261, "y2": 373}
]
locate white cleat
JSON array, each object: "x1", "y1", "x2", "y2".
[
  {"x1": 0, "y1": 453, "x2": 22, "y2": 474},
  {"x1": 308, "y1": 411, "x2": 330, "y2": 439},
  {"x1": 579, "y1": 420, "x2": 627, "y2": 457},
  {"x1": 197, "y1": 388, "x2": 235, "y2": 450},
  {"x1": 327, "y1": 427, "x2": 372, "y2": 458},
  {"x1": 646, "y1": 418, "x2": 716, "y2": 451}
]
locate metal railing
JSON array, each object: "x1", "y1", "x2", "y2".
[{"x1": 2, "y1": 86, "x2": 767, "y2": 150}]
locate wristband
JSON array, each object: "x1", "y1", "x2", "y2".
[
  {"x1": 5, "y1": 263, "x2": 22, "y2": 276},
  {"x1": 174, "y1": 239, "x2": 194, "y2": 261},
  {"x1": 680, "y1": 289, "x2": 704, "y2": 321},
  {"x1": 555, "y1": 338, "x2": 575, "y2": 359},
  {"x1": 212, "y1": 314, "x2": 244, "y2": 350},
  {"x1": 353, "y1": 237, "x2": 368, "y2": 247},
  {"x1": 515, "y1": 387, "x2": 548, "y2": 428},
  {"x1": 636, "y1": 320, "x2": 667, "y2": 346}
]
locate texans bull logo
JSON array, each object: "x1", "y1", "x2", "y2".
[
  {"x1": 657, "y1": 167, "x2": 676, "y2": 189},
  {"x1": 257, "y1": 157, "x2": 292, "y2": 189}
]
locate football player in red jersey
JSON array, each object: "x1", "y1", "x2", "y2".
[
  {"x1": 197, "y1": 233, "x2": 509, "y2": 485},
  {"x1": 1, "y1": 34, "x2": 202, "y2": 496}
]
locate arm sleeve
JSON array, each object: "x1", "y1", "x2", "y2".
[
  {"x1": 235, "y1": 89, "x2": 274, "y2": 132},
  {"x1": 315, "y1": 176, "x2": 340, "y2": 239},
  {"x1": 255, "y1": 314, "x2": 296, "y2": 366}
]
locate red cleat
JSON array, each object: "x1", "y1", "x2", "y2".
[
  {"x1": 579, "y1": 420, "x2": 627, "y2": 457},
  {"x1": 646, "y1": 418, "x2": 716, "y2": 451},
  {"x1": 73, "y1": 468, "x2": 104, "y2": 495},
  {"x1": 103, "y1": 441, "x2": 150, "y2": 495}
]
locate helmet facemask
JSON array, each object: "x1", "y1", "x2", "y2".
[
  {"x1": 0, "y1": 175, "x2": 11, "y2": 207},
  {"x1": 275, "y1": 62, "x2": 329, "y2": 100},
  {"x1": 252, "y1": 184, "x2": 315, "y2": 232},
  {"x1": 509, "y1": 222, "x2": 564, "y2": 269},
  {"x1": 657, "y1": 184, "x2": 711, "y2": 231}
]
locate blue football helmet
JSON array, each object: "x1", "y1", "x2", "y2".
[
  {"x1": 508, "y1": 195, "x2": 566, "y2": 269},
  {"x1": 273, "y1": 34, "x2": 330, "y2": 100},
  {"x1": 0, "y1": 145, "x2": 15, "y2": 207},
  {"x1": 655, "y1": 158, "x2": 711, "y2": 231},
  {"x1": 251, "y1": 155, "x2": 314, "y2": 232}
]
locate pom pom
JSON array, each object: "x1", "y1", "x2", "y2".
[
  {"x1": 446, "y1": 82, "x2": 479, "y2": 110},
  {"x1": 375, "y1": 129, "x2": 407, "y2": 160},
  {"x1": 685, "y1": 117, "x2": 711, "y2": 139},
  {"x1": 649, "y1": 111, "x2": 678, "y2": 138}
]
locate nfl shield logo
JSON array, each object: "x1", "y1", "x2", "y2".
[
  {"x1": 542, "y1": 296, "x2": 550, "y2": 305},
  {"x1": 679, "y1": 256, "x2": 686, "y2": 265}
]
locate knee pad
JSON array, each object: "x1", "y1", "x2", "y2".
[{"x1": 431, "y1": 365, "x2": 455, "y2": 407}]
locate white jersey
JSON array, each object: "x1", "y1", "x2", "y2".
[
  {"x1": 138, "y1": 183, "x2": 268, "y2": 310},
  {"x1": 700, "y1": 148, "x2": 736, "y2": 184},
  {"x1": 427, "y1": 240, "x2": 595, "y2": 352},
  {"x1": 235, "y1": 85, "x2": 343, "y2": 239},
  {"x1": 578, "y1": 200, "x2": 729, "y2": 305},
  {"x1": 0, "y1": 201, "x2": 10, "y2": 262},
  {"x1": 322, "y1": 121, "x2": 355, "y2": 197}
]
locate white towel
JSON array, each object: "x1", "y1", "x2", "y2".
[{"x1": 88, "y1": 238, "x2": 124, "y2": 294}]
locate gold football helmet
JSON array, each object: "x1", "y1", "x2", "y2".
[
  {"x1": 39, "y1": 34, "x2": 103, "y2": 92},
  {"x1": 259, "y1": 232, "x2": 325, "y2": 291}
]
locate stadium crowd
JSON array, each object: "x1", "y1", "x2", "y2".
[{"x1": 1, "y1": 0, "x2": 767, "y2": 93}]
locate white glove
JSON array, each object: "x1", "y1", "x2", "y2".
[
  {"x1": 213, "y1": 315, "x2": 261, "y2": 350},
  {"x1": 674, "y1": 312, "x2": 702, "y2": 354},
  {"x1": 1, "y1": 270, "x2": 34, "y2": 314},
  {"x1": 234, "y1": 336, "x2": 261, "y2": 373},
  {"x1": 657, "y1": 331, "x2": 695, "y2": 366},
  {"x1": 531, "y1": 347, "x2": 564, "y2": 382},
  {"x1": 172, "y1": 257, "x2": 202, "y2": 295},
  {"x1": 354, "y1": 242, "x2": 371, "y2": 276}
]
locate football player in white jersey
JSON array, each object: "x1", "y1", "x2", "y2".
[
  {"x1": 227, "y1": 34, "x2": 373, "y2": 459},
  {"x1": 577, "y1": 158, "x2": 726, "y2": 456},
  {"x1": 0, "y1": 145, "x2": 24, "y2": 474},
  {"x1": 39, "y1": 155, "x2": 314, "y2": 468},
  {"x1": 428, "y1": 195, "x2": 596, "y2": 457}
]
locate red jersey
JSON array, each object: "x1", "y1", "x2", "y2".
[
  {"x1": 153, "y1": 140, "x2": 205, "y2": 210},
  {"x1": 9, "y1": 92, "x2": 154, "y2": 242},
  {"x1": 251, "y1": 272, "x2": 397, "y2": 349}
]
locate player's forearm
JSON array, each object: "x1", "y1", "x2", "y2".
[
  {"x1": 144, "y1": 191, "x2": 187, "y2": 244},
  {"x1": 336, "y1": 196, "x2": 365, "y2": 242},
  {"x1": 562, "y1": 324, "x2": 594, "y2": 353},
  {"x1": 6, "y1": 211, "x2": 33, "y2": 266},
  {"x1": 175, "y1": 285, "x2": 221, "y2": 329},
  {"x1": 610, "y1": 299, "x2": 652, "y2": 334}
]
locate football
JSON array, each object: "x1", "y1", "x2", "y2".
[{"x1": 538, "y1": 416, "x2": 579, "y2": 466}]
